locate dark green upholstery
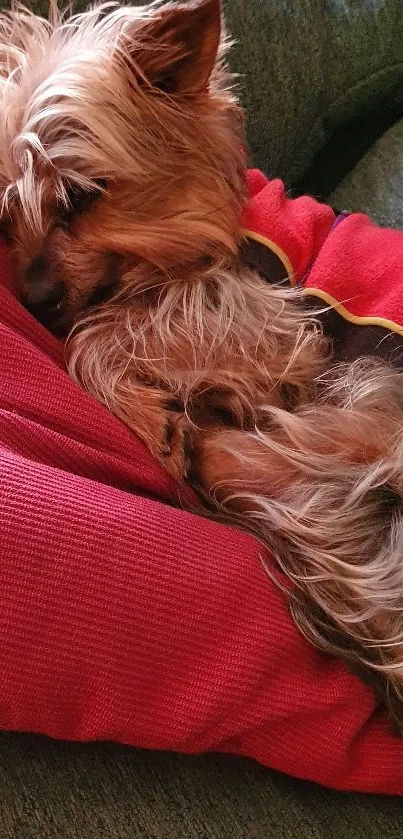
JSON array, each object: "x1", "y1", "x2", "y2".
[
  {"x1": 225, "y1": 0, "x2": 403, "y2": 188},
  {"x1": 2, "y1": 1, "x2": 403, "y2": 837},
  {"x1": 330, "y1": 116, "x2": 403, "y2": 227},
  {"x1": 2, "y1": 735, "x2": 403, "y2": 839}
]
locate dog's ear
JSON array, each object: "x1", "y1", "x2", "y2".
[{"x1": 124, "y1": 0, "x2": 222, "y2": 94}]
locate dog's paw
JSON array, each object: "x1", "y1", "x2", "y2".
[
  {"x1": 123, "y1": 388, "x2": 193, "y2": 482},
  {"x1": 161, "y1": 401, "x2": 193, "y2": 482}
]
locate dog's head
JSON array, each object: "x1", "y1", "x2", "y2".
[{"x1": 0, "y1": 0, "x2": 244, "y2": 335}]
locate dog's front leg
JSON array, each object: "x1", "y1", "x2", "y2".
[
  {"x1": 105, "y1": 383, "x2": 193, "y2": 482},
  {"x1": 67, "y1": 334, "x2": 193, "y2": 480}
]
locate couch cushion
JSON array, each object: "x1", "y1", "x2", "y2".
[
  {"x1": 330, "y1": 117, "x2": 403, "y2": 229},
  {"x1": 225, "y1": 0, "x2": 403, "y2": 185},
  {"x1": 2, "y1": 735, "x2": 403, "y2": 839}
]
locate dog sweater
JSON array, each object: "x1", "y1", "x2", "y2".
[{"x1": 242, "y1": 169, "x2": 403, "y2": 366}]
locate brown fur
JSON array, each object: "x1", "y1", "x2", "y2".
[{"x1": 2, "y1": 0, "x2": 403, "y2": 728}]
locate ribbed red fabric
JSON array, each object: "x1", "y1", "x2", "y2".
[{"x1": 1, "y1": 180, "x2": 403, "y2": 794}]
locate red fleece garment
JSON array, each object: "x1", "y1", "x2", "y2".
[
  {"x1": 243, "y1": 171, "x2": 403, "y2": 336},
  {"x1": 242, "y1": 171, "x2": 335, "y2": 282},
  {"x1": 1, "y1": 177, "x2": 403, "y2": 794}
]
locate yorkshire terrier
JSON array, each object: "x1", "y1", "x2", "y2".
[{"x1": 2, "y1": 0, "x2": 403, "y2": 728}]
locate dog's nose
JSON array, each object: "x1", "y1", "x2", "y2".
[
  {"x1": 23, "y1": 256, "x2": 67, "y2": 329},
  {"x1": 25, "y1": 280, "x2": 66, "y2": 312}
]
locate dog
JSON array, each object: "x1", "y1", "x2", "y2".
[{"x1": 2, "y1": 0, "x2": 403, "y2": 728}]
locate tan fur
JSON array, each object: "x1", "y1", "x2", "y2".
[{"x1": 2, "y1": 0, "x2": 403, "y2": 728}]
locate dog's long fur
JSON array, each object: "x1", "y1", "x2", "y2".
[{"x1": 2, "y1": 0, "x2": 403, "y2": 726}]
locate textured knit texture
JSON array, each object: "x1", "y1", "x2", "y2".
[{"x1": 2, "y1": 175, "x2": 403, "y2": 795}]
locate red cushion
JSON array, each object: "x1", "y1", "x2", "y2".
[{"x1": 1, "y1": 238, "x2": 403, "y2": 794}]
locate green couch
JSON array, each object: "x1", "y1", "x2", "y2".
[{"x1": 2, "y1": 0, "x2": 403, "y2": 836}]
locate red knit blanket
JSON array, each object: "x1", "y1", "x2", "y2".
[{"x1": 1, "y1": 176, "x2": 403, "y2": 794}]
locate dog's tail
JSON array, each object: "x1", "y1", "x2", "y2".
[{"x1": 192, "y1": 358, "x2": 403, "y2": 728}]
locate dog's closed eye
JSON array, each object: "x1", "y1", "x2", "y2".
[{"x1": 60, "y1": 179, "x2": 108, "y2": 223}]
